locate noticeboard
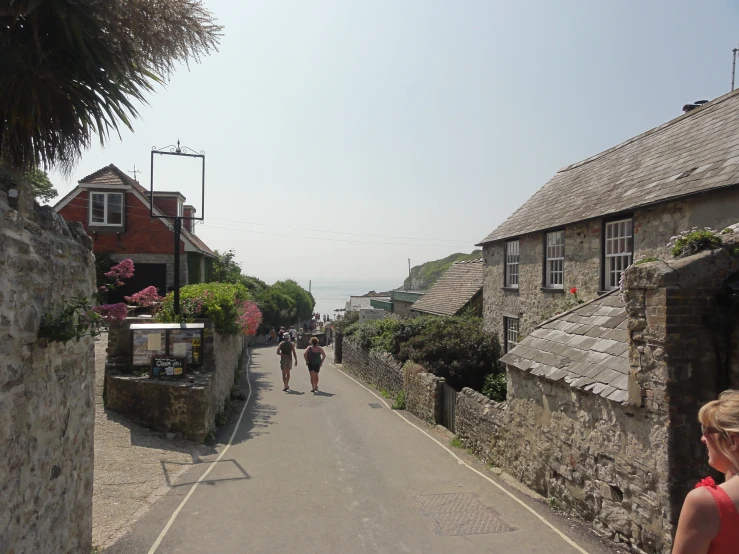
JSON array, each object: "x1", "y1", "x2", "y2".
[
  {"x1": 130, "y1": 323, "x2": 205, "y2": 369},
  {"x1": 151, "y1": 356, "x2": 185, "y2": 378}
]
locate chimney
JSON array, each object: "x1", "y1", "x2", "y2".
[
  {"x1": 682, "y1": 99, "x2": 709, "y2": 113},
  {"x1": 183, "y1": 205, "x2": 196, "y2": 232}
]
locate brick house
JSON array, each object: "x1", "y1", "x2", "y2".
[
  {"x1": 54, "y1": 164, "x2": 216, "y2": 301},
  {"x1": 478, "y1": 90, "x2": 739, "y2": 351}
]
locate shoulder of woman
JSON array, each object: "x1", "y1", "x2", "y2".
[{"x1": 683, "y1": 486, "x2": 720, "y2": 520}]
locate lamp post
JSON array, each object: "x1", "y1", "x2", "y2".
[{"x1": 150, "y1": 140, "x2": 205, "y2": 315}]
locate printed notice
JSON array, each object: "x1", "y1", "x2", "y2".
[
  {"x1": 173, "y1": 342, "x2": 187, "y2": 357},
  {"x1": 148, "y1": 333, "x2": 162, "y2": 351}
]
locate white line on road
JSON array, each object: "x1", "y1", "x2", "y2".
[
  {"x1": 329, "y1": 360, "x2": 590, "y2": 554},
  {"x1": 147, "y1": 348, "x2": 254, "y2": 554}
]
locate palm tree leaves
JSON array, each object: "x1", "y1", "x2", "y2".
[{"x1": 0, "y1": 0, "x2": 222, "y2": 175}]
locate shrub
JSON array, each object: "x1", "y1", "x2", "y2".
[
  {"x1": 336, "y1": 311, "x2": 359, "y2": 333},
  {"x1": 397, "y1": 316, "x2": 501, "y2": 392},
  {"x1": 669, "y1": 229, "x2": 722, "y2": 258},
  {"x1": 158, "y1": 283, "x2": 261, "y2": 335},
  {"x1": 481, "y1": 372, "x2": 507, "y2": 402},
  {"x1": 392, "y1": 390, "x2": 406, "y2": 410}
]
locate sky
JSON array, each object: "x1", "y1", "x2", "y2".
[{"x1": 49, "y1": 0, "x2": 739, "y2": 288}]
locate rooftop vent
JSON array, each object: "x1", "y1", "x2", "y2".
[{"x1": 682, "y1": 99, "x2": 710, "y2": 113}]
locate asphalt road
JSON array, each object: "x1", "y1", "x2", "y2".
[{"x1": 105, "y1": 346, "x2": 617, "y2": 554}]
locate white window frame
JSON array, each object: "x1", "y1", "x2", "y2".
[
  {"x1": 604, "y1": 218, "x2": 633, "y2": 290},
  {"x1": 545, "y1": 230, "x2": 565, "y2": 288},
  {"x1": 89, "y1": 192, "x2": 123, "y2": 226},
  {"x1": 505, "y1": 317, "x2": 519, "y2": 353},
  {"x1": 505, "y1": 240, "x2": 519, "y2": 288}
]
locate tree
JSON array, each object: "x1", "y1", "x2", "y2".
[
  {"x1": 207, "y1": 250, "x2": 267, "y2": 296},
  {"x1": 0, "y1": 0, "x2": 221, "y2": 175},
  {"x1": 28, "y1": 170, "x2": 58, "y2": 203},
  {"x1": 270, "y1": 280, "x2": 315, "y2": 322}
]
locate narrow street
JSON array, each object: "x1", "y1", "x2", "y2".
[{"x1": 105, "y1": 346, "x2": 615, "y2": 554}]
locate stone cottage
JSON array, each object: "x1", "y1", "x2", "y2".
[{"x1": 477, "y1": 90, "x2": 739, "y2": 351}]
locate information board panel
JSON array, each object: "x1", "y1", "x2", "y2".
[
  {"x1": 133, "y1": 331, "x2": 166, "y2": 366},
  {"x1": 168, "y1": 329, "x2": 203, "y2": 364}
]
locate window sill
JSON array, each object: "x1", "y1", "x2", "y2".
[
  {"x1": 540, "y1": 287, "x2": 565, "y2": 293},
  {"x1": 598, "y1": 289, "x2": 617, "y2": 295},
  {"x1": 501, "y1": 287, "x2": 519, "y2": 292}
]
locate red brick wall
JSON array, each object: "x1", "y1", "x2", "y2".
[
  {"x1": 154, "y1": 197, "x2": 179, "y2": 218},
  {"x1": 57, "y1": 191, "x2": 183, "y2": 254}
]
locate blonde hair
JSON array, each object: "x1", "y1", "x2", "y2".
[
  {"x1": 310, "y1": 337, "x2": 319, "y2": 346},
  {"x1": 699, "y1": 389, "x2": 739, "y2": 470}
]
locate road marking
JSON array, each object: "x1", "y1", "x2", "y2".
[
  {"x1": 329, "y1": 361, "x2": 590, "y2": 554},
  {"x1": 147, "y1": 348, "x2": 254, "y2": 554}
]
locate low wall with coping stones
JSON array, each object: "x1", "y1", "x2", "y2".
[
  {"x1": 105, "y1": 318, "x2": 244, "y2": 442},
  {"x1": 0, "y1": 181, "x2": 95, "y2": 553}
]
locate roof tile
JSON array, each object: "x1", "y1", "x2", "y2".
[{"x1": 410, "y1": 259, "x2": 483, "y2": 316}]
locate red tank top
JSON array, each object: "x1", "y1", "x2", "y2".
[{"x1": 695, "y1": 477, "x2": 739, "y2": 554}]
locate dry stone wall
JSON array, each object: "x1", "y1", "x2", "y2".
[
  {"x1": 341, "y1": 338, "x2": 403, "y2": 396},
  {"x1": 403, "y1": 364, "x2": 444, "y2": 425},
  {"x1": 0, "y1": 181, "x2": 95, "y2": 554}
]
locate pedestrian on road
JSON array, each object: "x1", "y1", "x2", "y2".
[
  {"x1": 673, "y1": 390, "x2": 739, "y2": 554},
  {"x1": 289, "y1": 327, "x2": 297, "y2": 342},
  {"x1": 269, "y1": 327, "x2": 277, "y2": 345},
  {"x1": 304, "y1": 337, "x2": 326, "y2": 393},
  {"x1": 276, "y1": 333, "x2": 298, "y2": 392}
]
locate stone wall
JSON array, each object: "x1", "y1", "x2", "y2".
[
  {"x1": 403, "y1": 364, "x2": 444, "y2": 425},
  {"x1": 0, "y1": 180, "x2": 96, "y2": 553},
  {"x1": 341, "y1": 338, "x2": 403, "y2": 396},
  {"x1": 393, "y1": 299, "x2": 414, "y2": 318},
  {"x1": 455, "y1": 370, "x2": 671, "y2": 553},
  {"x1": 482, "y1": 188, "x2": 739, "y2": 341},
  {"x1": 105, "y1": 318, "x2": 244, "y2": 441}
]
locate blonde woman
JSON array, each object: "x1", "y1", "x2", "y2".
[{"x1": 673, "y1": 390, "x2": 739, "y2": 553}]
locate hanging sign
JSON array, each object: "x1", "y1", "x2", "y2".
[{"x1": 150, "y1": 356, "x2": 186, "y2": 378}]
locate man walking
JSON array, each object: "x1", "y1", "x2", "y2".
[
  {"x1": 289, "y1": 327, "x2": 297, "y2": 343},
  {"x1": 276, "y1": 332, "x2": 298, "y2": 391}
]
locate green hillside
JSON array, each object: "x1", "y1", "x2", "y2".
[{"x1": 402, "y1": 250, "x2": 482, "y2": 290}]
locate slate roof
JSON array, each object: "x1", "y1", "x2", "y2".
[
  {"x1": 410, "y1": 259, "x2": 483, "y2": 316},
  {"x1": 499, "y1": 291, "x2": 630, "y2": 404},
  {"x1": 479, "y1": 89, "x2": 739, "y2": 244}
]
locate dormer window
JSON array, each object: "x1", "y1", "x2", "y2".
[
  {"x1": 90, "y1": 192, "x2": 123, "y2": 226},
  {"x1": 177, "y1": 201, "x2": 183, "y2": 217}
]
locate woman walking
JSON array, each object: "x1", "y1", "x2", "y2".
[
  {"x1": 276, "y1": 333, "x2": 298, "y2": 392},
  {"x1": 673, "y1": 390, "x2": 739, "y2": 553},
  {"x1": 304, "y1": 337, "x2": 326, "y2": 393}
]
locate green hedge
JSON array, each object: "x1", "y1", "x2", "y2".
[
  {"x1": 159, "y1": 282, "x2": 252, "y2": 335},
  {"x1": 344, "y1": 315, "x2": 502, "y2": 395}
]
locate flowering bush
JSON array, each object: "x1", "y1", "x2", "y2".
[
  {"x1": 158, "y1": 282, "x2": 263, "y2": 336},
  {"x1": 125, "y1": 286, "x2": 162, "y2": 308},
  {"x1": 39, "y1": 259, "x2": 133, "y2": 343}
]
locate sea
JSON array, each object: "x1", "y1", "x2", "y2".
[{"x1": 306, "y1": 279, "x2": 401, "y2": 319}]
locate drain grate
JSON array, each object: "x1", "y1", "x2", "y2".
[
  {"x1": 413, "y1": 493, "x2": 515, "y2": 536},
  {"x1": 368, "y1": 403, "x2": 383, "y2": 409}
]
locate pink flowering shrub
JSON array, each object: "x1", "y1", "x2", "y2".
[
  {"x1": 125, "y1": 286, "x2": 162, "y2": 308},
  {"x1": 92, "y1": 303, "x2": 129, "y2": 323},
  {"x1": 159, "y1": 283, "x2": 262, "y2": 336},
  {"x1": 40, "y1": 258, "x2": 136, "y2": 343}
]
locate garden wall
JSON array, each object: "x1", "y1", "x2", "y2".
[
  {"x1": 341, "y1": 339, "x2": 444, "y2": 425},
  {"x1": 341, "y1": 338, "x2": 403, "y2": 397},
  {"x1": 105, "y1": 318, "x2": 244, "y2": 441},
  {"x1": 403, "y1": 364, "x2": 444, "y2": 425},
  {"x1": 0, "y1": 180, "x2": 96, "y2": 553}
]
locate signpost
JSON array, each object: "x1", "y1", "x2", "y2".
[
  {"x1": 150, "y1": 140, "x2": 205, "y2": 315},
  {"x1": 130, "y1": 322, "x2": 205, "y2": 370}
]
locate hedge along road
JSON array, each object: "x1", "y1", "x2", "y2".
[{"x1": 104, "y1": 346, "x2": 615, "y2": 554}]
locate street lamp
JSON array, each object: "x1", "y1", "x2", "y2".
[{"x1": 150, "y1": 140, "x2": 205, "y2": 315}]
